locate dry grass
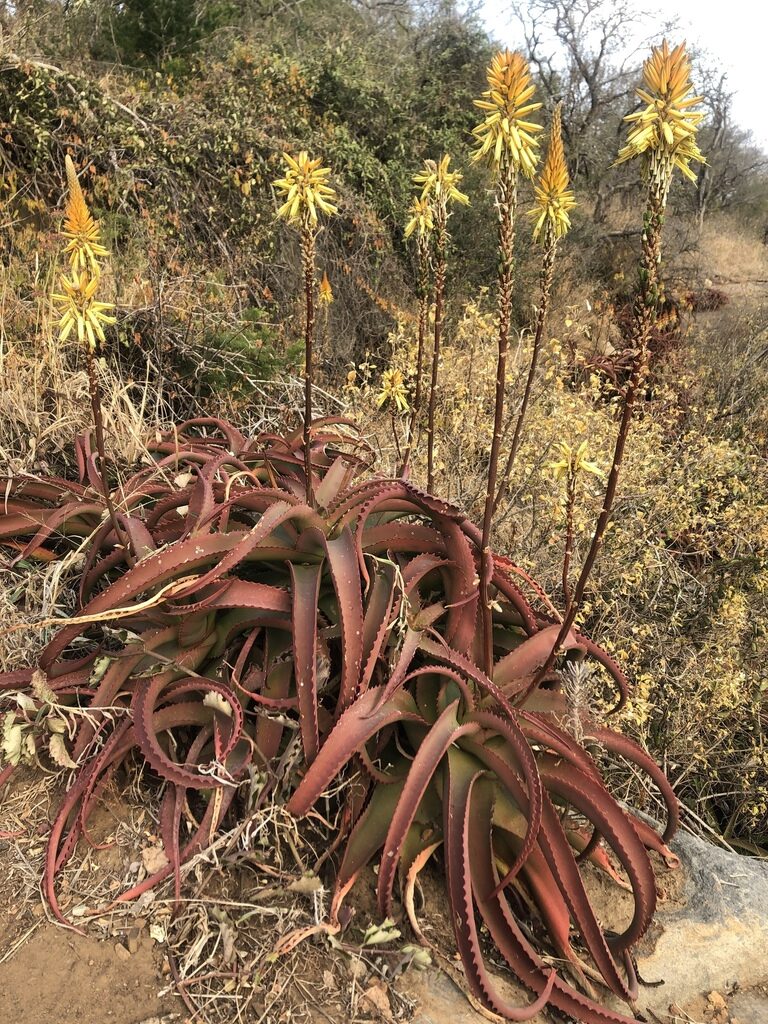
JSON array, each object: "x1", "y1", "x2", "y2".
[
  {"x1": 696, "y1": 214, "x2": 768, "y2": 286},
  {"x1": 0, "y1": 762, "x2": 423, "y2": 1024}
]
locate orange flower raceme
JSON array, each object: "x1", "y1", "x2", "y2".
[
  {"x1": 62, "y1": 155, "x2": 109, "y2": 273},
  {"x1": 531, "y1": 103, "x2": 576, "y2": 242}
]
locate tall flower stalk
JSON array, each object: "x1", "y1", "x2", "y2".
[
  {"x1": 53, "y1": 156, "x2": 132, "y2": 564},
  {"x1": 377, "y1": 367, "x2": 410, "y2": 467},
  {"x1": 274, "y1": 152, "x2": 338, "y2": 505},
  {"x1": 534, "y1": 40, "x2": 705, "y2": 685},
  {"x1": 412, "y1": 156, "x2": 468, "y2": 493},
  {"x1": 549, "y1": 441, "x2": 603, "y2": 617},
  {"x1": 472, "y1": 51, "x2": 542, "y2": 675},
  {"x1": 400, "y1": 196, "x2": 434, "y2": 474},
  {"x1": 494, "y1": 102, "x2": 575, "y2": 512}
]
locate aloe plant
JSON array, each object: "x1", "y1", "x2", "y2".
[{"x1": 1, "y1": 413, "x2": 678, "y2": 1024}]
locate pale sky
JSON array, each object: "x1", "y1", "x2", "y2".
[{"x1": 481, "y1": 0, "x2": 768, "y2": 152}]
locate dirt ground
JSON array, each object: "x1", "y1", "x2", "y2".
[
  {"x1": 1, "y1": 766, "x2": 758, "y2": 1024},
  {"x1": 0, "y1": 918, "x2": 176, "y2": 1024}
]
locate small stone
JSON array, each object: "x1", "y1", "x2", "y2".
[
  {"x1": 141, "y1": 845, "x2": 170, "y2": 874},
  {"x1": 361, "y1": 982, "x2": 393, "y2": 1020},
  {"x1": 348, "y1": 958, "x2": 367, "y2": 981},
  {"x1": 707, "y1": 991, "x2": 727, "y2": 1012},
  {"x1": 114, "y1": 942, "x2": 131, "y2": 961}
]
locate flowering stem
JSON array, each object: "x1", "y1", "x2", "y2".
[
  {"x1": 85, "y1": 348, "x2": 134, "y2": 567},
  {"x1": 391, "y1": 409, "x2": 403, "y2": 466},
  {"x1": 494, "y1": 228, "x2": 556, "y2": 513},
  {"x1": 561, "y1": 473, "x2": 576, "y2": 617},
  {"x1": 400, "y1": 240, "x2": 431, "y2": 476},
  {"x1": 480, "y1": 160, "x2": 517, "y2": 677},
  {"x1": 301, "y1": 226, "x2": 317, "y2": 507},
  {"x1": 533, "y1": 174, "x2": 668, "y2": 686},
  {"x1": 426, "y1": 207, "x2": 447, "y2": 494}
]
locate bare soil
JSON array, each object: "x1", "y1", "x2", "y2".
[
  {"x1": 0, "y1": 764, "x2": 707, "y2": 1024},
  {"x1": 0, "y1": 922, "x2": 175, "y2": 1024}
]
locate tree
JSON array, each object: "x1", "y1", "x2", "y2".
[
  {"x1": 100, "y1": 0, "x2": 236, "y2": 66},
  {"x1": 693, "y1": 61, "x2": 768, "y2": 227}
]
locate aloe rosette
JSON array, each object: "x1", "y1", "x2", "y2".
[{"x1": 1, "y1": 419, "x2": 678, "y2": 1024}]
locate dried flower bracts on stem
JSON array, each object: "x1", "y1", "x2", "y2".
[{"x1": 401, "y1": 196, "x2": 434, "y2": 472}]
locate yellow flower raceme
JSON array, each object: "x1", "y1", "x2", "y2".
[
  {"x1": 413, "y1": 155, "x2": 469, "y2": 209},
  {"x1": 530, "y1": 104, "x2": 576, "y2": 242},
  {"x1": 318, "y1": 270, "x2": 334, "y2": 306},
  {"x1": 472, "y1": 50, "x2": 543, "y2": 176},
  {"x1": 376, "y1": 368, "x2": 409, "y2": 414},
  {"x1": 549, "y1": 441, "x2": 603, "y2": 483},
  {"x1": 404, "y1": 196, "x2": 434, "y2": 240},
  {"x1": 274, "y1": 151, "x2": 338, "y2": 228},
  {"x1": 53, "y1": 269, "x2": 116, "y2": 350},
  {"x1": 616, "y1": 40, "x2": 705, "y2": 183},
  {"x1": 62, "y1": 155, "x2": 109, "y2": 273}
]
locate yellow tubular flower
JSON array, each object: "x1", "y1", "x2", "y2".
[
  {"x1": 404, "y1": 196, "x2": 435, "y2": 239},
  {"x1": 616, "y1": 40, "x2": 705, "y2": 183},
  {"x1": 549, "y1": 441, "x2": 603, "y2": 483},
  {"x1": 376, "y1": 368, "x2": 409, "y2": 414},
  {"x1": 62, "y1": 155, "x2": 109, "y2": 273},
  {"x1": 530, "y1": 103, "x2": 576, "y2": 242},
  {"x1": 413, "y1": 155, "x2": 469, "y2": 208},
  {"x1": 472, "y1": 50, "x2": 543, "y2": 176},
  {"x1": 274, "y1": 151, "x2": 338, "y2": 228},
  {"x1": 318, "y1": 270, "x2": 334, "y2": 306},
  {"x1": 53, "y1": 269, "x2": 116, "y2": 351}
]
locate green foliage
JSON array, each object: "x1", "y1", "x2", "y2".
[
  {"x1": 173, "y1": 308, "x2": 303, "y2": 402},
  {"x1": 95, "y1": 0, "x2": 238, "y2": 67}
]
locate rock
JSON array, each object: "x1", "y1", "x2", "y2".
[
  {"x1": 400, "y1": 828, "x2": 768, "y2": 1024},
  {"x1": 361, "y1": 980, "x2": 393, "y2": 1020},
  {"x1": 348, "y1": 957, "x2": 368, "y2": 982},
  {"x1": 728, "y1": 987, "x2": 768, "y2": 1024},
  {"x1": 706, "y1": 989, "x2": 728, "y2": 1022},
  {"x1": 630, "y1": 828, "x2": 768, "y2": 1019},
  {"x1": 113, "y1": 942, "x2": 131, "y2": 962}
]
